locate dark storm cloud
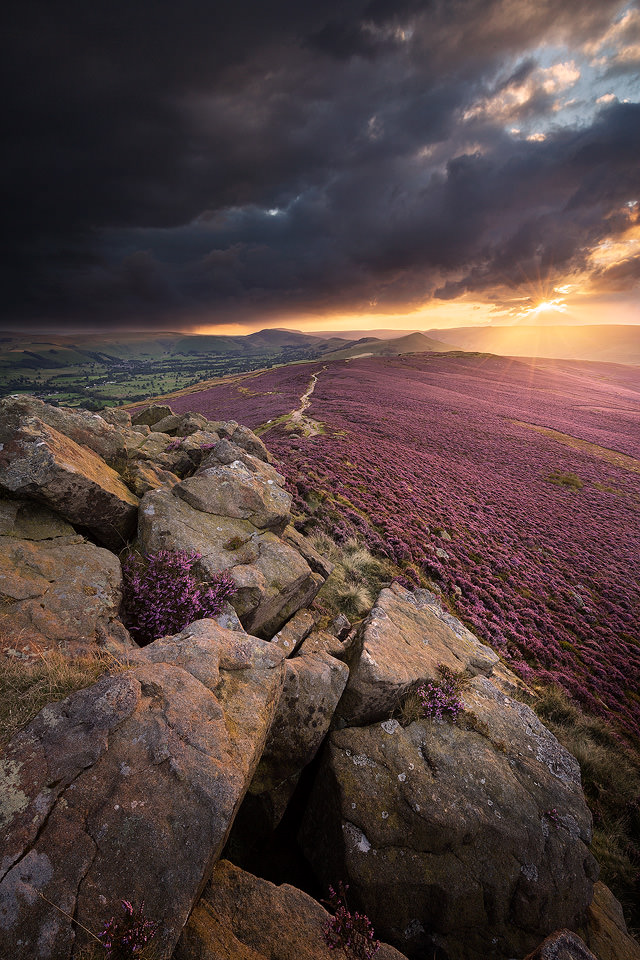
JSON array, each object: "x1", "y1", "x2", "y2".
[{"x1": 1, "y1": 0, "x2": 636, "y2": 327}]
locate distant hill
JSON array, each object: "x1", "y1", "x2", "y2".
[
  {"x1": 309, "y1": 327, "x2": 422, "y2": 340},
  {"x1": 322, "y1": 331, "x2": 459, "y2": 360},
  {"x1": 423, "y1": 324, "x2": 640, "y2": 365}
]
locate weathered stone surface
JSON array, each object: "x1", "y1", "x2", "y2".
[
  {"x1": 330, "y1": 613, "x2": 351, "y2": 639},
  {"x1": 272, "y1": 608, "x2": 319, "y2": 655},
  {"x1": 150, "y1": 414, "x2": 184, "y2": 434},
  {"x1": 0, "y1": 417, "x2": 139, "y2": 550},
  {"x1": 132, "y1": 403, "x2": 175, "y2": 426},
  {"x1": 282, "y1": 524, "x2": 335, "y2": 579},
  {"x1": 241, "y1": 648, "x2": 349, "y2": 833},
  {"x1": 121, "y1": 460, "x2": 180, "y2": 497},
  {"x1": 138, "y1": 487, "x2": 323, "y2": 638},
  {"x1": 0, "y1": 395, "x2": 134, "y2": 465},
  {"x1": 337, "y1": 582, "x2": 519, "y2": 725},
  {"x1": 301, "y1": 675, "x2": 596, "y2": 960},
  {"x1": 523, "y1": 930, "x2": 598, "y2": 960},
  {"x1": 99, "y1": 406, "x2": 132, "y2": 427},
  {"x1": 298, "y1": 628, "x2": 358, "y2": 662},
  {"x1": 175, "y1": 412, "x2": 210, "y2": 436},
  {"x1": 177, "y1": 462, "x2": 292, "y2": 532},
  {"x1": 0, "y1": 504, "x2": 132, "y2": 654},
  {"x1": 201, "y1": 438, "x2": 284, "y2": 486},
  {"x1": 0, "y1": 497, "x2": 74, "y2": 541},
  {"x1": 127, "y1": 431, "x2": 196, "y2": 476},
  {"x1": 175, "y1": 860, "x2": 408, "y2": 960},
  {"x1": 230, "y1": 424, "x2": 272, "y2": 462},
  {"x1": 586, "y1": 882, "x2": 640, "y2": 960},
  {"x1": 0, "y1": 618, "x2": 285, "y2": 960}
]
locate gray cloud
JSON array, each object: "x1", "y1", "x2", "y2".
[{"x1": 1, "y1": 0, "x2": 637, "y2": 327}]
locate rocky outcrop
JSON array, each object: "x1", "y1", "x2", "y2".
[
  {"x1": 0, "y1": 498, "x2": 132, "y2": 655},
  {"x1": 240, "y1": 648, "x2": 349, "y2": 834},
  {"x1": 302, "y1": 642, "x2": 597, "y2": 960},
  {"x1": 139, "y1": 485, "x2": 323, "y2": 638},
  {"x1": 336, "y1": 582, "x2": 522, "y2": 725},
  {"x1": 0, "y1": 618, "x2": 285, "y2": 960},
  {"x1": 586, "y1": 882, "x2": 640, "y2": 960},
  {"x1": 175, "y1": 859, "x2": 408, "y2": 960},
  {"x1": 0, "y1": 415, "x2": 139, "y2": 550}
]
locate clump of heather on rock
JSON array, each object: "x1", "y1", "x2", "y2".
[{"x1": 122, "y1": 548, "x2": 236, "y2": 644}]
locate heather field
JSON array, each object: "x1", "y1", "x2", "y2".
[{"x1": 171, "y1": 352, "x2": 640, "y2": 741}]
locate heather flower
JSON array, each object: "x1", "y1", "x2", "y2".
[
  {"x1": 122, "y1": 549, "x2": 237, "y2": 644},
  {"x1": 323, "y1": 883, "x2": 380, "y2": 960},
  {"x1": 417, "y1": 667, "x2": 465, "y2": 724},
  {"x1": 98, "y1": 900, "x2": 158, "y2": 959}
]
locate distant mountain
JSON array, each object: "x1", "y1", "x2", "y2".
[
  {"x1": 322, "y1": 331, "x2": 459, "y2": 360},
  {"x1": 423, "y1": 324, "x2": 640, "y2": 364},
  {"x1": 309, "y1": 327, "x2": 422, "y2": 340}
]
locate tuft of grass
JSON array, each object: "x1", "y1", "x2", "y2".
[
  {"x1": 396, "y1": 688, "x2": 424, "y2": 727},
  {"x1": 312, "y1": 534, "x2": 396, "y2": 622},
  {"x1": 318, "y1": 572, "x2": 374, "y2": 621},
  {"x1": 545, "y1": 470, "x2": 584, "y2": 490},
  {"x1": 531, "y1": 684, "x2": 640, "y2": 924},
  {"x1": 0, "y1": 646, "x2": 128, "y2": 750}
]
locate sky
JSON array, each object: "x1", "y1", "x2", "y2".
[{"x1": 2, "y1": 0, "x2": 640, "y2": 335}]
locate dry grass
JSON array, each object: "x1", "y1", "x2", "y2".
[
  {"x1": 0, "y1": 645, "x2": 130, "y2": 751},
  {"x1": 396, "y1": 688, "x2": 424, "y2": 727},
  {"x1": 531, "y1": 684, "x2": 640, "y2": 925},
  {"x1": 312, "y1": 534, "x2": 395, "y2": 622}
]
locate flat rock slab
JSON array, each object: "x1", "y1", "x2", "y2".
[
  {"x1": 175, "y1": 859, "x2": 408, "y2": 960},
  {"x1": 0, "y1": 618, "x2": 285, "y2": 959},
  {"x1": 0, "y1": 416, "x2": 138, "y2": 550},
  {"x1": 139, "y1": 487, "x2": 322, "y2": 638},
  {"x1": 338, "y1": 582, "x2": 520, "y2": 725},
  {"x1": 301, "y1": 675, "x2": 596, "y2": 960}
]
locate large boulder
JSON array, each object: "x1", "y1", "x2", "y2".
[
  {"x1": 337, "y1": 583, "x2": 521, "y2": 725},
  {"x1": 176, "y1": 461, "x2": 292, "y2": 532},
  {"x1": 0, "y1": 618, "x2": 285, "y2": 959},
  {"x1": 237, "y1": 648, "x2": 349, "y2": 835},
  {"x1": 175, "y1": 859, "x2": 408, "y2": 960},
  {"x1": 138, "y1": 486, "x2": 323, "y2": 638},
  {"x1": 0, "y1": 415, "x2": 139, "y2": 550},
  {"x1": 301, "y1": 676, "x2": 597, "y2": 960},
  {"x1": 0, "y1": 395, "x2": 137, "y2": 465},
  {"x1": 0, "y1": 498, "x2": 132, "y2": 655}
]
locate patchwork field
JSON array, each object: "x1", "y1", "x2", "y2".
[{"x1": 163, "y1": 352, "x2": 640, "y2": 741}]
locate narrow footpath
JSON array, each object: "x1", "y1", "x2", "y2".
[{"x1": 289, "y1": 366, "x2": 326, "y2": 436}]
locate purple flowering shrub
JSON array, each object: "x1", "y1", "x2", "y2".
[
  {"x1": 418, "y1": 667, "x2": 465, "y2": 723},
  {"x1": 323, "y1": 883, "x2": 380, "y2": 960},
  {"x1": 121, "y1": 549, "x2": 237, "y2": 645},
  {"x1": 98, "y1": 900, "x2": 158, "y2": 959},
  {"x1": 146, "y1": 353, "x2": 640, "y2": 741}
]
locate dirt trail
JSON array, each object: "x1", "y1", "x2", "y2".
[{"x1": 290, "y1": 366, "x2": 326, "y2": 436}]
